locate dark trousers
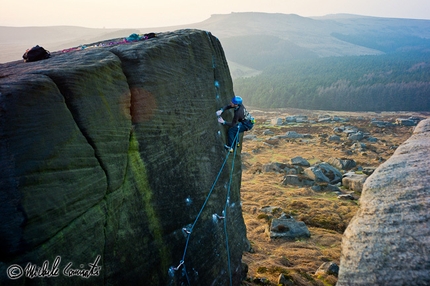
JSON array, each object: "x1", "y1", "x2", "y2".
[{"x1": 227, "y1": 122, "x2": 253, "y2": 147}]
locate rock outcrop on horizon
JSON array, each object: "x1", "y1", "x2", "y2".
[
  {"x1": 0, "y1": 29, "x2": 248, "y2": 285},
  {"x1": 338, "y1": 119, "x2": 430, "y2": 285}
]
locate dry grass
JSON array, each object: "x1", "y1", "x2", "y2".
[{"x1": 239, "y1": 108, "x2": 426, "y2": 285}]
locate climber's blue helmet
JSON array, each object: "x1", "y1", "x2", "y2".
[{"x1": 231, "y1": 96, "x2": 243, "y2": 105}]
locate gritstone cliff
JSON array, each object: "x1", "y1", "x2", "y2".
[
  {"x1": 338, "y1": 118, "x2": 430, "y2": 285},
  {"x1": 0, "y1": 29, "x2": 248, "y2": 285}
]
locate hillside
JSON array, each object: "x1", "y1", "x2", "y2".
[
  {"x1": 1, "y1": 12, "x2": 430, "y2": 111},
  {"x1": 165, "y1": 12, "x2": 430, "y2": 75},
  {"x1": 3, "y1": 12, "x2": 430, "y2": 65},
  {"x1": 234, "y1": 52, "x2": 430, "y2": 111}
]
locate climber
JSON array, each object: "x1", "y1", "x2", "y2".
[{"x1": 216, "y1": 96, "x2": 255, "y2": 152}]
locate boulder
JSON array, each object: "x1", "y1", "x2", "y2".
[
  {"x1": 262, "y1": 162, "x2": 289, "y2": 173},
  {"x1": 271, "y1": 118, "x2": 284, "y2": 125},
  {"x1": 284, "y1": 131, "x2": 304, "y2": 138},
  {"x1": 318, "y1": 117, "x2": 332, "y2": 123},
  {"x1": 395, "y1": 118, "x2": 416, "y2": 126},
  {"x1": 267, "y1": 215, "x2": 310, "y2": 239},
  {"x1": 303, "y1": 162, "x2": 343, "y2": 184},
  {"x1": 262, "y1": 129, "x2": 275, "y2": 135},
  {"x1": 327, "y1": 157, "x2": 356, "y2": 170},
  {"x1": 285, "y1": 116, "x2": 296, "y2": 122},
  {"x1": 0, "y1": 30, "x2": 247, "y2": 285},
  {"x1": 343, "y1": 126, "x2": 359, "y2": 135},
  {"x1": 370, "y1": 120, "x2": 389, "y2": 126},
  {"x1": 348, "y1": 131, "x2": 364, "y2": 141},
  {"x1": 338, "y1": 119, "x2": 430, "y2": 285},
  {"x1": 282, "y1": 175, "x2": 314, "y2": 187},
  {"x1": 291, "y1": 156, "x2": 310, "y2": 167},
  {"x1": 304, "y1": 167, "x2": 329, "y2": 183},
  {"x1": 295, "y1": 115, "x2": 308, "y2": 123},
  {"x1": 315, "y1": 262, "x2": 339, "y2": 277},
  {"x1": 329, "y1": 135, "x2": 341, "y2": 142},
  {"x1": 342, "y1": 173, "x2": 368, "y2": 192},
  {"x1": 408, "y1": 116, "x2": 424, "y2": 124}
]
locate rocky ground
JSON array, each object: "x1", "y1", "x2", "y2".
[{"x1": 239, "y1": 108, "x2": 429, "y2": 286}]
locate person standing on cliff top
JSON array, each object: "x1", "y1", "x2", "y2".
[{"x1": 216, "y1": 96, "x2": 255, "y2": 152}]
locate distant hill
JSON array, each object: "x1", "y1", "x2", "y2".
[
  {"x1": 3, "y1": 12, "x2": 430, "y2": 66},
  {"x1": 2, "y1": 12, "x2": 430, "y2": 111},
  {"x1": 156, "y1": 13, "x2": 430, "y2": 76}
]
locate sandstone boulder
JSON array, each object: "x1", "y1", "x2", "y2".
[
  {"x1": 267, "y1": 215, "x2": 310, "y2": 239},
  {"x1": 0, "y1": 29, "x2": 247, "y2": 285},
  {"x1": 327, "y1": 157, "x2": 356, "y2": 170},
  {"x1": 271, "y1": 118, "x2": 283, "y2": 125},
  {"x1": 303, "y1": 162, "x2": 343, "y2": 184},
  {"x1": 342, "y1": 172, "x2": 368, "y2": 192},
  {"x1": 338, "y1": 119, "x2": 430, "y2": 285}
]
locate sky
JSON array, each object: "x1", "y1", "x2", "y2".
[{"x1": 1, "y1": 0, "x2": 430, "y2": 29}]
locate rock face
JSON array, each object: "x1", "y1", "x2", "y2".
[
  {"x1": 0, "y1": 29, "x2": 248, "y2": 285},
  {"x1": 338, "y1": 119, "x2": 430, "y2": 285}
]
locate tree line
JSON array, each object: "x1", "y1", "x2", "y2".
[{"x1": 233, "y1": 52, "x2": 430, "y2": 111}]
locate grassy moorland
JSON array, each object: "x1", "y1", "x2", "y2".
[{"x1": 239, "y1": 108, "x2": 427, "y2": 286}]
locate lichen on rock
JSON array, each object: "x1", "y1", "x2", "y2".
[{"x1": 0, "y1": 29, "x2": 248, "y2": 285}]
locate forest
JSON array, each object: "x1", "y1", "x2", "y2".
[{"x1": 233, "y1": 51, "x2": 430, "y2": 111}]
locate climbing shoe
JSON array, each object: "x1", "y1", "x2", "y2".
[{"x1": 224, "y1": 145, "x2": 234, "y2": 153}]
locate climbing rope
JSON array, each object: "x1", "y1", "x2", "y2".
[
  {"x1": 224, "y1": 128, "x2": 240, "y2": 286},
  {"x1": 169, "y1": 32, "x2": 240, "y2": 285},
  {"x1": 170, "y1": 128, "x2": 240, "y2": 285}
]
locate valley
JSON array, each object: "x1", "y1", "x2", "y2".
[{"x1": 239, "y1": 108, "x2": 428, "y2": 285}]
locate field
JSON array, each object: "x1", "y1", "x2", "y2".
[{"x1": 239, "y1": 108, "x2": 427, "y2": 285}]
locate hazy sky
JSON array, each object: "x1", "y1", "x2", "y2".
[{"x1": 1, "y1": 0, "x2": 430, "y2": 28}]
